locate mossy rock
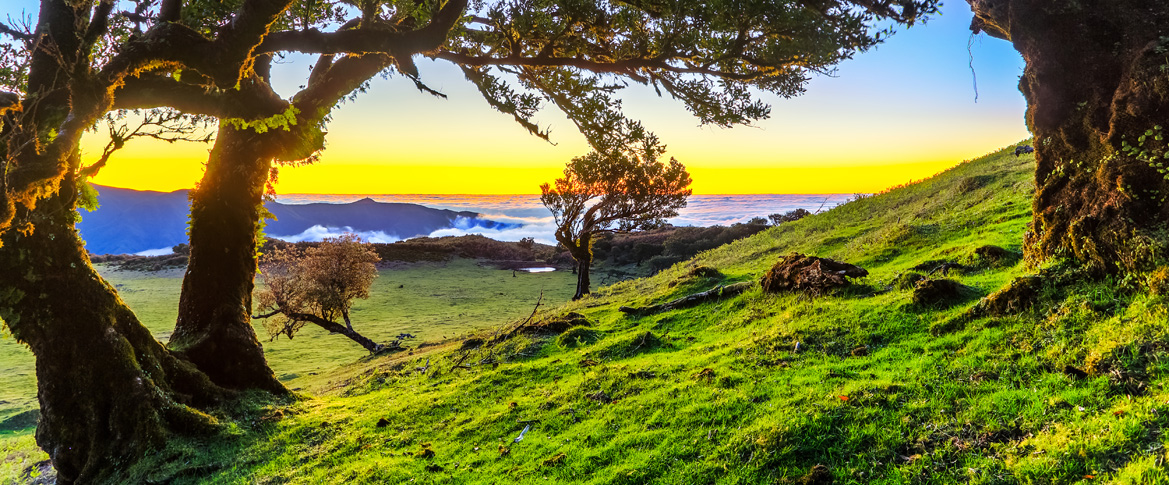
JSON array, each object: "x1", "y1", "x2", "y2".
[
  {"x1": 973, "y1": 245, "x2": 1020, "y2": 267},
  {"x1": 891, "y1": 272, "x2": 926, "y2": 290},
  {"x1": 761, "y1": 253, "x2": 867, "y2": 295},
  {"x1": 556, "y1": 326, "x2": 601, "y2": 348},
  {"x1": 911, "y1": 279, "x2": 977, "y2": 307},
  {"x1": 967, "y1": 276, "x2": 1043, "y2": 318}
]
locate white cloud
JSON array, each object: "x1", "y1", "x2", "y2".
[
  {"x1": 428, "y1": 214, "x2": 559, "y2": 245},
  {"x1": 268, "y1": 225, "x2": 402, "y2": 244},
  {"x1": 135, "y1": 247, "x2": 176, "y2": 256}
]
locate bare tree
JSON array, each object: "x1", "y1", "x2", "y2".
[
  {"x1": 541, "y1": 134, "x2": 692, "y2": 300},
  {"x1": 256, "y1": 234, "x2": 385, "y2": 353}
]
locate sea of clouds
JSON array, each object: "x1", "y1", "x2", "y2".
[{"x1": 261, "y1": 194, "x2": 853, "y2": 246}]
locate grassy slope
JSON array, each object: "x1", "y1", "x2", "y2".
[
  {"x1": 9, "y1": 143, "x2": 1169, "y2": 484},
  {"x1": 0, "y1": 261, "x2": 573, "y2": 482}
]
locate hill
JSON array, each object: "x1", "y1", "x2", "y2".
[
  {"x1": 7, "y1": 143, "x2": 1168, "y2": 483},
  {"x1": 76, "y1": 186, "x2": 515, "y2": 255}
]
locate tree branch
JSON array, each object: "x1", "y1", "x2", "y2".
[{"x1": 257, "y1": 0, "x2": 467, "y2": 55}]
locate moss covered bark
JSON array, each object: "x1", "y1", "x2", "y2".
[
  {"x1": 968, "y1": 0, "x2": 1169, "y2": 272},
  {"x1": 0, "y1": 181, "x2": 225, "y2": 484},
  {"x1": 172, "y1": 124, "x2": 286, "y2": 394}
]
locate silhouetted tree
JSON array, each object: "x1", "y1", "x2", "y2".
[
  {"x1": 541, "y1": 136, "x2": 692, "y2": 300},
  {"x1": 256, "y1": 234, "x2": 384, "y2": 353},
  {"x1": 769, "y1": 208, "x2": 812, "y2": 226},
  {"x1": 967, "y1": 0, "x2": 1169, "y2": 273},
  {"x1": 0, "y1": 0, "x2": 936, "y2": 478}
]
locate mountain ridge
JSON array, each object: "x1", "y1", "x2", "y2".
[{"x1": 76, "y1": 185, "x2": 517, "y2": 254}]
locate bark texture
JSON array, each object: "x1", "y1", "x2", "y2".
[
  {"x1": 171, "y1": 124, "x2": 286, "y2": 393},
  {"x1": 567, "y1": 233, "x2": 593, "y2": 300},
  {"x1": 968, "y1": 0, "x2": 1169, "y2": 271},
  {"x1": 0, "y1": 184, "x2": 224, "y2": 485}
]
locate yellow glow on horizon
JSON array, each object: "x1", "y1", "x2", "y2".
[{"x1": 82, "y1": 110, "x2": 1026, "y2": 195}]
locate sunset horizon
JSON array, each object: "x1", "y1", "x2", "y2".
[{"x1": 66, "y1": 0, "x2": 1029, "y2": 196}]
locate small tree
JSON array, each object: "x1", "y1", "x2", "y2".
[
  {"x1": 256, "y1": 234, "x2": 386, "y2": 353},
  {"x1": 768, "y1": 209, "x2": 812, "y2": 226},
  {"x1": 541, "y1": 136, "x2": 692, "y2": 300}
]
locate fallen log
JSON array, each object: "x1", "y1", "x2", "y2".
[{"x1": 619, "y1": 281, "x2": 754, "y2": 316}]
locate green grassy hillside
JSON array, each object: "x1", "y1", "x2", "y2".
[{"x1": 7, "y1": 142, "x2": 1169, "y2": 484}]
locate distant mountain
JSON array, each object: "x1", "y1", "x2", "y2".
[{"x1": 77, "y1": 185, "x2": 517, "y2": 255}]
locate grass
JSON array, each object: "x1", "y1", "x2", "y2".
[
  {"x1": 0, "y1": 260, "x2": 573, "y2": 427},
  {"x1": 7, "y1": 142, "x2": 1169, "y2": 483}
]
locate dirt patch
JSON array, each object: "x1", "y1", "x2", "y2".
[{"x1": 761, "y1": 253, "x2": 867, "y2": 295}]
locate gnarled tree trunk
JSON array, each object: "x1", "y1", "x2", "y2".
[
  {"x1": 0, "y1": 182, "x2": 225, "y2": 485},
  {"x1": 571, "y1": 233, "x2": 593, "y2": 300},
  {"x1": 171, "y1": 124, "x2": 287, "y2": 393},
  {"x1": 968, "y1": 0, "x2": 1169, "y2": 272}
]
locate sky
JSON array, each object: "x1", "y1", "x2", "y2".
[{"x1": 8, "y1": 1, "x2": 1029, "y2": 195}]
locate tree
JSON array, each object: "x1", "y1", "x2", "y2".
[
  {"x1": 541, "y1": 135, "x2": 692, "y2": 300},
  {"x1": 966, "y1": 0, "x2": 1169, "y2": 273},
  {"x1": 769, "y1": 208, "x2": 811, "y2": 226},
  {"x1": 256, "y1": 234, "x2": 386, "y2": 353},
  {"x1": 0, "y1": 0, "x2": 937, "y2": 479}
]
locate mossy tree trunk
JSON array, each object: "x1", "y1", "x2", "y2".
[
  {"x1": 171, "y1": 123, "x2": 287, "y2": 393},
  {"x1": 0, "y1": 180, "x2": 225, "y2": 485},
  {"x1": 968, "y1": 0, "x2": 1169, "y2": 272}
]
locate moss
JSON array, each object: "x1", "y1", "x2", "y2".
[
  {"x1": 1147, "y1": 266, "x2": 1169, "y2": 295},
  {"x1": 891, "y1": 272, "x2": 926, "y2": 290},
  {"x1": 556, "y1": 326, "x2": 600, "y2": 348},
  {"x1": 911, "y1": 279, "x2": 976, "y2": 307}
]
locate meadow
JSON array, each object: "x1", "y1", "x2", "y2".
[
  {"x1": 0, "y1": 260, "x2": 574, "y2": 428},
  {"x1": 5, "y1": 142, "x2": 1169, "y2": 484}
]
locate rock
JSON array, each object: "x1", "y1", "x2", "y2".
[
  {"x1": 761, "y1": 253, "x2": 867, "y2": 295},
  {"x1": 974, "y1": 245, "x2": 1019, "y2": 266},
  {"x1": 912, "y1": 279, "x2": 975, "y2": 306},
  {"x1": 850, "y1": 346, "x2": 869, "y2": 357}
]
